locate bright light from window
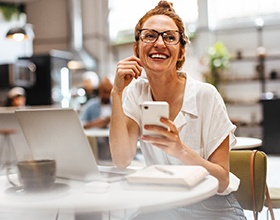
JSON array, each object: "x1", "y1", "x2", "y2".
[
  {"x1": 210, "y1": 0, "x2": 280, "y2": 20},
  {"x1": 108, "y1": 0, "x2": 198, "y2": 42},
  {"x1": 208, "y1": 0, "x2": 280, "y2": 29},
  {"x1": 61, "y1": 67, "x2": 70, "y2": 97}
]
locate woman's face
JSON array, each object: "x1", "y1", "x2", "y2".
[{"x1": 135, "y1": 15, "x2": 184, "y2": 75}]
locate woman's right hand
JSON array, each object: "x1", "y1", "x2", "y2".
[{"x1": 113, "y1": 56, "x2": 142, "y2": 93}]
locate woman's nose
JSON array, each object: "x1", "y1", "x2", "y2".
[{"x1": 154, "y1": 35, "x2": 166, "y2": 47}]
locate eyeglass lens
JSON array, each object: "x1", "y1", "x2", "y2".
[{"x1": 140, "y1": 29, "x2": 180, "y2": 45}]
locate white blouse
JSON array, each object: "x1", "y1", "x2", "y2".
[{"x1": 122, "y1": 73, "x2": 239, "y2": 195}]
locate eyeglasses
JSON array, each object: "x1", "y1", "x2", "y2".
[{"x1": 139, "y1": 29, "x2": 182, "y2": 45}]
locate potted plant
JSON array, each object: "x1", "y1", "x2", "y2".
[
  {"x1": 205, "y1": 41, "x2": 232, "y2": 90},
  {"x1": 0, "y1": 5, "x2": 20, "y2": 21}
]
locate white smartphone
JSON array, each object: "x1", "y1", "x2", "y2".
[{"x1": 140, "y1": 101, "x2": 169, "y2": 137}]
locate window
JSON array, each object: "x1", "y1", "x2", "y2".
[
  {"x1": 108, "y1": 0, "x2": 198, "y2": 44},
  {"x1": 208, "y1": 0, "x2": 280, "y2": 30}
]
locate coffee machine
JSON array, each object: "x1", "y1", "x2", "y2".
[{"x1": 0, "y1": 50, "x2": 72, "y2": 107}]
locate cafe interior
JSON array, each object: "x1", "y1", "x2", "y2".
[{"x1": 0, "y1": 0, "x2": 280, "y2": 219}]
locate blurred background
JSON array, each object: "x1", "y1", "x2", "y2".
[{"x1": 0, "y1": 0, "x2": 280, "y2": 153}]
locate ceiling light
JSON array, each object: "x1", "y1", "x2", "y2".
[{"x1": 6, "y1": 27, "x2": 28, "y2": 41}]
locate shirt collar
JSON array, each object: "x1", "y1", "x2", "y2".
[{"x1": 181, "y1": 73, "x2": 199, "y2": 117}]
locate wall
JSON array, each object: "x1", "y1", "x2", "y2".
[
  {"x1": 25, "y1": 0, "x2": 112, "y2": 79},
  {"x1": 26, "y1": 0, "x2": 68, "y2": 53}
]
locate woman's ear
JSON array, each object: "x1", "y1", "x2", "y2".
[{"x1": 178, "y1": 47, "x2": 185, "y2": 61}]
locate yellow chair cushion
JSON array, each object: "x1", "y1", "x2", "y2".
[{"x1": 229, "y1": 150, "x2": 267, "y2": 212}]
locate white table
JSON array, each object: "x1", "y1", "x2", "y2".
[
  {"x1": 84, "y1": 128, "x2": 109, "y2": 137},
  {"x1": 233, "y1": 137, "x2": 262, "y2": 150},
  {"x1": 0, "y1": 174, "x2": 218, "y2": 219}
]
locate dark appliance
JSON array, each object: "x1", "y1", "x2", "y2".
[
  {"x1": 261, "y1": 98, "x2": 280, "y2": 154},
  {"x1": 16, "y1": 50, "x2": 72, "y2": 106},
  {"x1": 0, "y1": 64, "x2": 12, "y2": 88}
]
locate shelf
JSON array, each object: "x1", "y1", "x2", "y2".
[
  {"x1": 223, "y1": 52, "x2": 280, "y2": 139},
  {"x1": 231, "y1": 54, "x2": 280, "y2": 62},
  {"x1": 225, "y1": 101, "x2": 260, "y2": 106},
  {"x1": 234, "y1": 125, "x2": 262, "y2": 139},
  {"x1": 221, "y1": 78, "x2": 280, "y2": 84},
  {"x1": 231, "y1": 119, "x2": 261, "y2": 129}
]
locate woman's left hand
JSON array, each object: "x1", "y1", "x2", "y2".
[{"x1": 141, "y1": 117, "x2": 185, "y2": 158}]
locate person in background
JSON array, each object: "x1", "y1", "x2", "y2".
[
  {"x1": 80, "y1": 77, "x2": 113, "y2": 160},
  {"x1": 5, "y1": 87, "x2": 26, "y2": 107},
  {"x1": 82, "y1": 71, "x2": 100, "y2": 103},
  {"x1": 109, "y1": 1, "x2": 246, "y2": 219}
]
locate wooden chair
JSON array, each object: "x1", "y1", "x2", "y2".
[{"x1": 229, "y1": 150, "x2": 267, "y2": 220}]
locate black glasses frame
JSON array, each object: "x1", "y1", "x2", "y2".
[{"x1": 138, "y1": 29, "x2": 182, "y2": 45}]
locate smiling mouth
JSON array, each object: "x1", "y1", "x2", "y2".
[{"x1": 149, "y1": 54, "x2": 169, "y2": 59}]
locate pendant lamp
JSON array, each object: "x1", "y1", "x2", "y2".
[{"x1": 6, "y1": 26, "x2": 28, "y2": 41}]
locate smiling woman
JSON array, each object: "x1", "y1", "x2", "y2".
[
  {"x1": 109, "y1": 1, "x2": 246, "y2": 219},
  {"x1": 108, "y1": 0, "x2": 198, "y2": 43}
]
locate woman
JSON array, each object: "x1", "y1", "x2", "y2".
[{"x1": 109, "y1": 1, "x2": 246, "y2": 219}]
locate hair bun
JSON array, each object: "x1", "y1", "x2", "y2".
[{"x1": 156, "y1": 1, "x2": 175, "y2": 12}]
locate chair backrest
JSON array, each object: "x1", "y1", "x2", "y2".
[{"x1": 229, "y1": 150, "x2": 267, "y2": 212}]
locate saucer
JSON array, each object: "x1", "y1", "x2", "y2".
[{"x1": 5, "y1": 183, "x2": 70, "y2": 199}]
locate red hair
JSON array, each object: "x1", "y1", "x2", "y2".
[{"x1": 134, "y1": 1, "x2": 189, "y2": 70}]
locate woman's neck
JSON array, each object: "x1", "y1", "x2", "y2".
[
  {"x1": 149, "y1": 72, "x2": 186, "y2": 120},
  {"x1": 149, "y1": 71, "x2": 186, "y2": 102}
]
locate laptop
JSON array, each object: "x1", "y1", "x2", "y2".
[
  {"x1": 0, "y1": 111, "x2": 32, "y2": 175},
  {"x1": 15, "y1": 108, "x2": 134, "y2": 182}
]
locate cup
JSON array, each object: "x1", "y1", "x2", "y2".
[{"x1": 7, "y1": 159, "x2": 56, "y2": 191}]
